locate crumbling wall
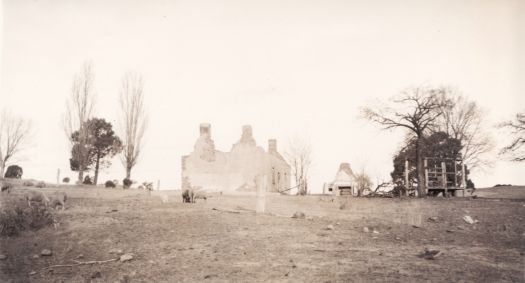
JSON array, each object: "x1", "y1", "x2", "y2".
[{"x1": 181, "y1": 124, "x2": 291, "y2": 193}]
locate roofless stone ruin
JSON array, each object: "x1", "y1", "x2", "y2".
[{"x1": 181, "y1": 123, "x2": 291, "y2": 193}]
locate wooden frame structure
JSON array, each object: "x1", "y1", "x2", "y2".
[
  {"x1": 424, "y1": 157, "x2": 467, "y2": 197},
  {"x1": 402, "y1": 157, "x2": 468, "y2": 197}
]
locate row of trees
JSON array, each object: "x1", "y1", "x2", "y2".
[
  {"x1": 362, "y1": 85, "x2": 524, "y2": 196},
  {"x1": 63, "y1": 62, "x2": 148, "y2": 185}
]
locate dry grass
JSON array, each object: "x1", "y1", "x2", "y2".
[{"x1": 0, "y1": 185, "x2": 524, "y2": 282}]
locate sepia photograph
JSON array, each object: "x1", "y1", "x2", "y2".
[{"x1": 0, "y1": 0, "x2": 524, "y2": 282}]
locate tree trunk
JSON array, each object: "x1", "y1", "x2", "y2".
[
  {"x1": 126, "y1": 166, "x2": 131, "y2": 180},
  {"x1": 415, "y1": 137, "x2": 426, "y2": 197},
  {"x1": 0, "y1": 161, "x2": 5, "y2": 178},
  {"x1": 78, "y1": 170, "x2": 84, "y2": 184},
  {"x1": 94, "y1": 153, "x2": 100, "y2": 185}
]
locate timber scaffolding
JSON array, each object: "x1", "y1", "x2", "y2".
[{"x1": 404, "y1": 157, "x2": 468, "y2": 197}]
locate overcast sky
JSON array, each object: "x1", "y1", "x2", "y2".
[{"x1": 1, "y1": 0, "x2": 524, "y2": 191}]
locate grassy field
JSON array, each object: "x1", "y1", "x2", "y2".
[{"x1": 1, "y1": 184, "x2": 524, "y2": 282}]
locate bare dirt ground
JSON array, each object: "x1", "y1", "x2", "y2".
[{"x1": 1, "y1": 184, "x2": 524, "y2": 282}]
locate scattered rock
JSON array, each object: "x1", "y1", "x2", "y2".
[
  {"x1": 91, "y1": 271, "x2": 102, "y2": 279},
  {"x1": 29, "y1": 271, "x2": 37, "y2": 276},
  {"x1": 109, "y1": 248, "x2": 124, "y2": 255},
  {"x1": 116, "y1": 275, "x2": 130, "y2": 283},
  {"x1": 412, "y1": 225, "x2": 420, "y2": 228},
  {"x1": 119, "y1": 253, "x2": 134, "y2": 262},
  {"x1": 41, "y1": 249, "x2": 52, "y2": 256},
  {"x1": 32, "y1": 255, "x2": 40, "y2": 259},
  {"x1": 326, "y1": 224, "x2": 335, "y2": 230},
  {"x1": 372, "y1": 229, "x2": 380, "y2": 234},
  {"x1": 418, "y1": 248, "x2": 442, "y2": 260},
  {"x1": 395, "y1": 237, "x2": 401, "y2": 241},
  {"x1": 0, "y1": 254, "x2": 7, "y2": 260},
  {"x1": 463, "y1": 215, "x2": 478, "y2": 224},
  {"x1": 363, "y1": 227, "x2": 369, "y2": 233},
  {"x1": 291, "y1": 211, "x2": 305, "y2": 219},
  {"x1": 428, "y1": 217, "x2": 438, "y2": 222},
  {"x1": 336, "y1": 222, "x2": 341, "y2": 226},
  {"x1": 75, "y1": 254, "x2": 84, "y2": 259},
  {"x1": 446, "y1": 229, "x2": 455, "y2": 233}
]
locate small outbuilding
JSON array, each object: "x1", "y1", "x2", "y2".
[{"x1": 323, "y1": 163, "x2": 358, "y2": 196}]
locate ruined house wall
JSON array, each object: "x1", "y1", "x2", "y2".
[{"x1": 181, "y1": 124, "x2": 291, "y2": 193}]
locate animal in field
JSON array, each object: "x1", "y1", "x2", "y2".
[
  {"x1": 193, "y1": 191, "x2": 208, "y2": 202},
  {"x1": 182, "y1": 189, "x2": 194, "y2": 203},
  {"x1": 48, "y1": 192, "x2": 67, "y2": 210},
  {"x1": 25, "y1": 190, "x2": 50, "y2": 207}
]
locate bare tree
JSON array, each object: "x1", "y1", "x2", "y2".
[
  {"x1": 285, "y1": 136, "x2": 312, "y2": 195},
  {"x1": 63, "y1": 62, "x2": 96, "y2": 183},
  {"x1": 362, "y1": 85, "x2": 449, "y2": 197},
  {"x1": 0, "y1": 111, "x2": 32, "y2": 176},
  {"x1": 118, "y1": 72, "x2": 148, "y2": 179},
  {"x1": 499, "y1": 111, "x2": 525, "y2": 161},
  {"x1": 354, "y1": 168, "x2": 373, "y2": 196},
  {"x1": 434, "y1": 89, "x2": 494, "y2": 170}
]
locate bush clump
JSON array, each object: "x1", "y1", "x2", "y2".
[
  {"x1": 83, "y1": 175, "x2": 93, "y2": 185},
  {"x1": 4, "y1": 165, "x2": 23, "y2": 179},
  {"x1": 105, "y1": 180, "x2": 116, "y2": 188},
  {"x1": 36, "y1": 181, "x2": 46, "y2": 188},
  {"x1": 62, "y1": 177, "x2": 70, "y2": 184},
  {"x1": 0, "y1": 206, "x2": 54, "y2": 237},
  {"x1": 122, "y1": 178, "x2": 132, "y2": 189}
]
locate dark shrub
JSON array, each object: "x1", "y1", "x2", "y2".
[
  {"x1": 105, "y1": 180, "x2": 116, "y2": 188},
  {"x1": 36, "y1": 181, "x2": 46, "y2": 188},
  {"x1": 83, "y1": 175, "x2": 92, "y2": 185},
  {"x1": 62, "y1": 177, "x2": 70, "y2": 184},
  {"x1": 1, "y1": 182, "x2": 13, "y2": 193},
  {"x1": 466, "y1": 179, "x2": 475, "y2": 189},
  {"x1": 0, "y1": 206, "x2": 54, "y2": 237},
  {"x1": 4, "y1": 165, "x2": 23, "y2": 179},
  {"x1": 123, "y1": 178, "x2": 132, "y2": 189}
]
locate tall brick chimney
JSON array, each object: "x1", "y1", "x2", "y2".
[
  {"x1": 200, "y1": 123, "x2": 211, "y2": 138},
  {"x1": 268, "y1": 139, "x2": 277, "y2": 153}
]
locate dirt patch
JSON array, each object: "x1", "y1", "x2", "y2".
[{"x1": 1, "y1": 187, "x2": 524, "y2": 282}]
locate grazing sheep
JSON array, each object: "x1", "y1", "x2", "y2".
[
  {"x1": 26, "y1": 191, "x2": 50, "y2": 207},
  {"x1": 49, "y1": 192, "x2": 67, "y2": 210},
  {"x1": 193, "y1": 191, "x2": 208, "y2": 202}
]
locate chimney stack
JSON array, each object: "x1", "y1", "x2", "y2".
[
  {"x1": 268, "y1": 139, "x2": 277, "y2": 152},
  {"x1": 199, "y1": 123, "x2": 211, "y2": 138}
]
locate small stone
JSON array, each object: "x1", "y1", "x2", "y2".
[
  {"x1": 91, "y1": 271, "x2": 102, "y2": 279},
  {"x1": 326, "y1": 224, "x2": 335, "y2": 230},
  {"x1": 372, "y1": 229, "x2": 380, "y2": 234},
  {"x1": 292, "y1": 211, "x2": 305, "y2": 219},
  {"x1": 119, "y1": 253, "x2": 134, "y2": 262},
  {"x1": 29, "y1": 271, "x2": 37, "y2": 275},
  {"x1": 428, "y1": 217, "x2": 438, "y2": 222},
  {"x1": 41, "y1": 249, "x2": 52, "y2": 256},
  {"x1": 336, "y1": 222, "x2": 341, "y2": 225},
  {"x1": 363, "y1": 227, "x2": 369, "y2": 233},
  {"x1": 446, "y1": 229, "x2": 454, "y2": 233},
  {"x1": 109, "y1": 248, "x2": 124, "y2": 255},
  {"x1": 32, "y1": 255, "x2": 40, "y2": 259},
  {"x1": 395, "y1": 237, "x2": 401, "y2": 241},
  {"x1": 463, "y1": 215, "x2": 477, "y2": 224},
  {"x1": 412, "y1": 225, "x2": 420, "y2": 228},
  {"x1": 0, "y1": 254, "x2": 7, "y2": 260}
]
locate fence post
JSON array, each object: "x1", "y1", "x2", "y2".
[{"x1": 256, "y1": 175, "x2": 267, "y2": 214}]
